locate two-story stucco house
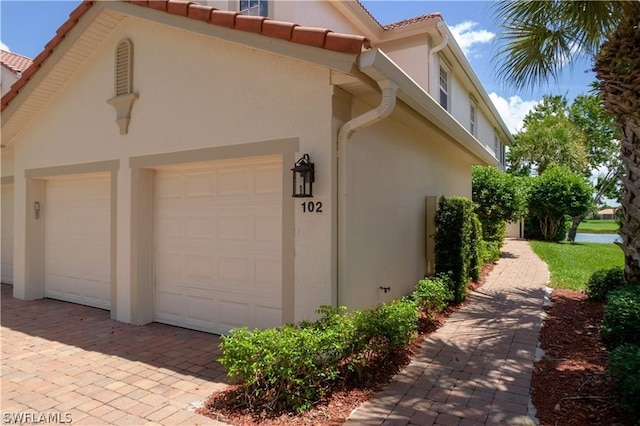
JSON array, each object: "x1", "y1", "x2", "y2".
[{"x1": 0, "y1": 0, "x2": 512, "y2": 335}]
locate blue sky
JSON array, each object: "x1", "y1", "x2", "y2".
[{"x1": 0, "y1": 0, "x2": 597, "y2": 133}]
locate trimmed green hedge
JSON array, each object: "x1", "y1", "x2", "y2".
[{"x1": 434, "y1": 196, "x2": 483, "y2": 303}]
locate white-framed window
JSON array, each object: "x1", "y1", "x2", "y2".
[
  {"x1": 240, "y1": 0, "x2": 268, "y2": 17},
  {"x1": 470, "y1": 100, "x2": 477, "y2": 136},
  {"x1": 439, "y1": 65, "x2": 449, "y2": 110}
]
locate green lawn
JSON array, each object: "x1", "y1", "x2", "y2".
[
  {"x1": 577, "y1": 219, "x2": 619, "y2": 234},
  {"x1": 529, "y1": 241, "x2": 624, "y2": 290}
]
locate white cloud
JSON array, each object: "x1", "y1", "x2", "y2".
[
  {"x1": 449, "y1": 21, "x2": 495, "y2": 58},
  {"x1": 0, "y1": 40, "x2": 10, "y2": 52},
  {"x1": 488, "y1": 92, "x2": 540, "y2": 134}
]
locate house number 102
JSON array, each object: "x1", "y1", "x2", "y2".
[{"x1": 301, "y1": 201, "x2": 323, "y2": 213}]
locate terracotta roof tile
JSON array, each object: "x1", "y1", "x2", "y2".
[
  {"x1": 0, "y1": 50, "x2": 33, "y2": 74},
  {"x1": 234, "y1": 14, "x2": 266, "y2": 33},
  {"x1": 292, "y1": 26, "x2": 331, "y2": 48},
  {"x1": 148, "y1": 1, "x2": 168, "y2": 12},
  {"x1": 1, "y1": 0, "x2": 370, "y2": 112},
  {"x1": 187, "y1": 3, "x2": 213, "y2": 21},
  {"x1": 209, "y1": 9, "x2": 238, "y2": 28},
  {"x1": 167, "y1": 0, "x2": 192, "y2": 16},
  {"x1": 261, "y1": 20, "x2": 298, "y2": 40}
]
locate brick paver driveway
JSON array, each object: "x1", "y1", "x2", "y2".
[{"x1": 1, "y1": 284, "x2": 229, "y2": 425}]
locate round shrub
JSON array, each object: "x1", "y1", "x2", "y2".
[
  {"x1": 601, "y1": 286, "x2": 640, "y2": 349},
  {"x1": 587, "y1": 266, "x2": 628, "y2": 300},
  {"x1": 607, "y1": 343, "x2": 640, "y2": 414},
  {"x1": 413, "y1": 275, "x2": 453, "y2": 319}
]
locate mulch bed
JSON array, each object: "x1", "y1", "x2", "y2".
[{"x1": 531, "y1": 289, "x2": 637, "y2": 426}]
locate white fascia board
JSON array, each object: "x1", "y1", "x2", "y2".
[{"x1": 359, "y1": 48, "x2": 499, "y2": 166}]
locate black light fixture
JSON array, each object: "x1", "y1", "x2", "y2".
[{"x1": 291, "y1": 154, "x2": 315, "y2": 198}]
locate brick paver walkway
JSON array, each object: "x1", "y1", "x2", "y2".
[
  {"x1": 2, "y1": 238, "x2": 548, "y2": 426},
  {"x1": 0, "y1": 285, "x2": 227, "y2": 425},
  {"x1": 346, "y1": 238, "x2": 550, "y2": 426}
]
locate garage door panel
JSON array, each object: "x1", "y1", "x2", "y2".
[
  {"x1": 218, "y1": 168, "x2": 252, "y2": 195},
  {"x1": 218, "y1": 215, "x2": 251, "y2": 240},
  {"x1": 155, "y1": 155, "x2": 282, "y2": 334},
  {"x1": 185, "y1": 254, "x2": 215, "y2": 280},
  {"x1": 186, "y1": 216, "x2": 215, "y2": 239},
  {"x1": 184, "y1": 172, "x2": 215, "y2": 198},
  {"x1": 254, "y1": 165, "x2": 282, "y2": 194},
  {"x1": 44, "y1": 175, "x2": 110, "y2": 310}
]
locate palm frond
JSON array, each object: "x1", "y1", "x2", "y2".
[{"x1": 491, "y1": 0, "x2": 624, "y2": 92}]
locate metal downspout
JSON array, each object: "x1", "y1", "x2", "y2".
[
  {"x1": 429, "y1": 24, "x2": 449, "y2": 95},
  {"x1": 336, "y1": 79, "x2": 399, "y2": 307}
]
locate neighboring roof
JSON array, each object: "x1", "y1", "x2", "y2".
[
  {"x1": 382, "y1": 13, "x2": 442, "y2": 30},
  {"x1": 599, "y1": 208, "x2": 618, "y2": 215},
  {"x1": 0, "y1": 50, "x2": 33, "y2": 74},
  {"x1": 1, "y1": 0, "x2": 371, "y2": 112},
  {"x1": 352, "y1": 0, "x2": 441, "y2": 32}
]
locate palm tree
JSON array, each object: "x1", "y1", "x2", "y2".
[{"x1": 493, "y1": 1, "x2": 640, "y2": 284}]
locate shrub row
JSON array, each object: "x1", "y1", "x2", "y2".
[
  {"x1": 218, "y1": 276, "x2": 453, "y2": 414},
  {"x1": 587, "y1": 267, "x2": 640, "y2": 415}
]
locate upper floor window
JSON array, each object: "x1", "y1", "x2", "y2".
[
  {"x1": 439, "y1": 66, "x2": 449, "y2": 110},
  {"x1": 470, "y1": 101, "x2": 477, "y2": 136},
  {"x1": 240, "y1": 0, "x2": 268, "y2": 17}
]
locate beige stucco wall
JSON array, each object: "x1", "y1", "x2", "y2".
[
  {"x1": 380, "y1": 36, "x2": 431, "y2": 93},
  {"x1": 339, "y1": 97, "x2": 477, "y2": 310},
  {"x1": 1, "y1": 151, "x2": 14, "y2": 178},
  {"x1": 10, "y1": 15, "x2": 337, "y2": 324}
]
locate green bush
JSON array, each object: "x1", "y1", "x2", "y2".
[
  {"x1": 434, "y1": 196, "x2": 483, "y2": 303},
  {"x1": 526, "y1": 166, "x2": 592, "y2": 241},
  {"x1": 413, "y1": 275, "x2": 453, "y2": 319},
  {"x1": 607, "y1": 344, "x2": 640, "y2": 414},
  {"x1": 481, "y1": 239, "x2": 503, "y2": 264},
  {"x1": 219, "y1": 299, "x2": 419, "y2": 413},
  {"x1": 601, "y1": 286, "x2": 640, "y2": 349},
  {"x1": 472, "y1": 165, "x2": 526, "y2": 243},
  {"x1": 219, "y1": 324, "x2": 341, "y2": 412},
  {"x1": 586, "y1": 266, "x2": 628, "y2": 300}
]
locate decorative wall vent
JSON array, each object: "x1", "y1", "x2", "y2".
[{"x1": 107, "y1": 39, "x2": 138, "y2": 135}]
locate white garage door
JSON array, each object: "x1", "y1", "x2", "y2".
[
  {"x1": 154, "y1": 155, "x2": 282, "y2": 334},
  {"x1": 1, "y1": 183, "x2": 14, "y2": 284},
  {"x1": 44, "y1": 174, "x2": 111, "y2": 309}
]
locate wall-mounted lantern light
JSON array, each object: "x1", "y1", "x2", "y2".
[{"x1": 291, "y1": 154, "x2": 314, "y2": 198}]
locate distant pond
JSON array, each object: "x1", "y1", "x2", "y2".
[{"x1": 572, "y1": 233, "x2": 621, "y2": 244}]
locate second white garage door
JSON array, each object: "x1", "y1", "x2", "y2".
[{"x1": 154, "y1": 155, "x2": 283, "y2": 334}]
